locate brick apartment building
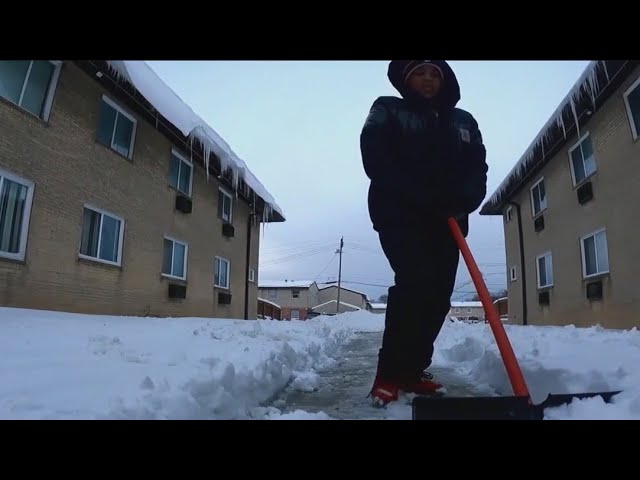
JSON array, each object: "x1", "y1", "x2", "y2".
[{"x1": 0, "y1": 60, "x2": 284, "y2": 319}]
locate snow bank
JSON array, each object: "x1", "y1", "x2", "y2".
[
  {"x1": 434, "y1": 319, "x2": 640, "y2": 420},
  {"x1": 0, "y1": 308, "x2": 381, "y2": 420},
  {"x1": 105, "y1": 61, "x2": 283, "y2": 222}
]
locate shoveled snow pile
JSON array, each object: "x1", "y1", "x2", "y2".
[
  {"x1": 1, "y1": 306, "x2": 638, "y2": 420},
  {"x1": 434, "y1": 319, "x2": 640, "y2": 420}
]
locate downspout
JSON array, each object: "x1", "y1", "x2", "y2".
[
  {"x1": 244, "y1": 211, "x2": 254, "y2": 320},
  {"x1": 508, "y1": 201, "x2": 527, "y2": 326}
]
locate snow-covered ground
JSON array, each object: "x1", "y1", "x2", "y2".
[{"x1": 0, "y1": 306, "x2": 638, "y2": 420}]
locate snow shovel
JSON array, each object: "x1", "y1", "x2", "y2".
[{"x1": 411, "y1": 216, "x2": 621, "y2": 420}]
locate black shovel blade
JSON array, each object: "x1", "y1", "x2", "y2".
[{"x1": 412, "y1": 391, "x2": 622, "y2": 420}]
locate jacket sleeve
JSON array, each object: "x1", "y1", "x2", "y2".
[
  {"x1": 458, "y1": 115, "x2": 488, "y2": 214},
  {"x1": 360, "y1": 98, "x2": 427, "y2": 208}
]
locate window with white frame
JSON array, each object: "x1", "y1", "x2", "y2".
[
  {"x1": 536, "y1": 252, "x2": 553, "y2": 288},
  {"x1": 79, "y1": 205, "x2": 125, "y2": 265},
  {"x1": 268, "y1": 289, "x2": 277, "y2": 299},
  {"x1": 623, "y1": 76, "x2": 640, "y2": 140},
  {"x1": 530, "y1": 178, "x2": 547, "y2": 217},
  {"x1": 0, "y1": 60, "x2": 61, "y2": 120},
  {"x1": 169, "y1": 149, "x2": 193, "y2": 196},
  {"x1": 214, "y1": 256, "x2": 230, "y2": 289},
  {"x1": 505, "y1": 206, "x2": 513, "y2": 223},
  {"x1": 569, "y1": 133, "x2": 597, "y2": 185},
  {"x1": 248, "y1": 268, "x2": 255, "y2": 283},
  {"x1": 218, "y1": 188, "x2": 233, "y2": 223},
  {"x1": 581, "y1": 228, "x2": 609, "y2": 278},
  {"x1": 162, "y1": 237, "x2": 188, "y2": 280},
  {"x1": 290, "y1": 309, "x2": 300, "y2": 320},
  {"x1": 96, "y1": 95, "x2": 137, "y2": 159},
  {"x1": 292, "y1": 289, "x2": 300, "y2": 299},
  {"x1": 0, "y1": 169, "x2": 35, "y2": 261},
  {"x1": 510, "y1": 266, "x2": 517, "y2": 282}
]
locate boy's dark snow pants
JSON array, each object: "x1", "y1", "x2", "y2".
[{"x1": 375, "y1": 220, "x2": 460, "y2": 383}]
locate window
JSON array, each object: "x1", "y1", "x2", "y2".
[
  {"x1": 169, "y1": 149, "x2": 193, "y2": 196},
  {"x1": 79, "y1": 205, "x2": 125, "y2": 266},
  {"x1": 292, "y1": 289, "x2": 300, "y2": 299},
  {"x1": 0, "y1": 169, "x2": 35, "y2": 261},
  {"x1": 290, "y1": 309, "x2": 300, "y2": 320},
  {"x1": 162, "y1": 237, "x2": 188, "y2": 280},
  {"x1": 510, "y1": 266, "x2": 517, "y2": 282},
  {"x1": 624, "y1": 76, "x2": 640, "y2": 140},
  {"x1": 581, "y1": 228, "x2": 609, "y2": 278},
  {"x1": 248, "y1": 268, "x2": 255, "y2": 283},
  {"x1": 505, "y1": 206, "x2": 513, "y2": 223},
  {"x1": 96, "y1": 95, "x2": 137, "y2": 159},
  {"x1": 214, "y1": 256, "x2": 230, "y2": 289},
  {"x1": 0, "y1": 60, "x2": 61, "y2": 120},
  {"x1": 530, "y1": 178, "x2": 547, "y2": 217},
  {"x1": 218, "y1": 188, "x2": 233, "y2": 223},
  {"x1": 268, "y1": 289, "x2": 277, "y2": 299},
  {"x1": 569, "y1": 133, "x2": 596, "y2": 185},
  {"x1": 536, "y1": 252, "x2": 553, "y2": 288}
]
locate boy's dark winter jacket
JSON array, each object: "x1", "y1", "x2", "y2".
[{"x1": 360, "y1": 60, "x2": 488, "y2": 235}]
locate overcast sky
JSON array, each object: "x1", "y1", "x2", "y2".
[{"x1": 147, "y1": 60, "x2": 590, "y2": 302}]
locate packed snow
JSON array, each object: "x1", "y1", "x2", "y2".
[{"x1": 1, "y1": 306, "x2": 638, "y2": 420}]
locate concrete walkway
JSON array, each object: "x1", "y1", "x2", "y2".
[{"x1": 269, "y1": 331, "x2": 482, "y2": 420}]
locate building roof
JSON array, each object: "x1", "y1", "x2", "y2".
[
  {"x1": 317, "y1": 283, "x2": 369, "y2": 300},
  {"x1": 311, "y1": 300, "x2": 362, "y2": 311},
  {"x1": 258, "y1": 280, "x2": 316, "y2": 289},
  {"x1": 451, "y1": 301, "x2": 483, "y2": 308},
  {"x1": 84, "y1": 60, "x2": 284, "y2": 223},
  {"x1": 480, "y1": 60, "x2": 638, "y2": 216},
  {"x1": 257, "y1": 297, "x2": 281, "y2": 309},
  {"x1": 369, "y1": 303, "x2": 387, "y2": 309}
]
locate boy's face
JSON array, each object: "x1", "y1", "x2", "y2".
[{"x1": 406, "y1": 64, "x2": 442, "y2": 99}]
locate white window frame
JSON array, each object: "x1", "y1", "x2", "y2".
[
  {"x1": 0, "y1": 60, "x2": 62, "y2": 121},
  {"x1": 510, "y1": 266, "x2": 517, "y2": 282},
  {"x1": 505, "y1": 206, "x2": 513, "y2": 223},
  {"x1": 78, "y1": 204, "x2": 126, "y2": 267},
  {"x1": 568, "y1": 131, "x2": 597, "y2": 186},
  {"x1": 248, "y1": 268, "x2": 255, "y2": 283},
  {"x1": 161, "y1": 235, "x2": 188, "y2": 281},
  {"x1": 530, "y1": 177, "x2": 547, "y2": 217},
  {"x1": 536, "y1": 251, "x2": 554, "y2": 289},
  {"x1": 623, "y1": 75, "x2": 640, "y2": 141},
  {"x1": 0, "y1": 168, "x2": 35, "y2": 262},
  {"x1": 290, "y1": 309, "x2": 300, "y2": 320},
  {"x1": 99, "y1": 94, "x2": 137, "y2": 159},
  {"x1": 580, "y1": 227, "x2": 610, "y2": 279},
  {"x1": 219, "y1": 187, "x2": 233, "y2": 223},
  {"x1": 214, "y1": 256, "x2": 230, "y2": 289},
  {"x1": 169, "y1": 148, "x2": 194, "y2": 197}
]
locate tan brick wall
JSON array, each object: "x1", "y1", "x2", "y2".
[
  {"x1": 0, "y1": 61, "x2": 261, "y2": 319},
  {"x1": 504, "y1": 65, "x2": 640, "y2": 330}
]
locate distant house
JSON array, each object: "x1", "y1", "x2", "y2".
[
  {"x1": 257, "y1": 280, "x2": 319, "y2": 320},
  {"x1": 368, "y1": 303, "x2": 387, "y2": 314},
  {"x1": 257, "y1": 297, "x2": 282, "y2": 320},
  {"x1": 313, "y1": 284, "x2": 369, "y2": 314},
  {"x1": 479, "y1": 60, "x2": 640, "y2": 329},
  {"x1": 0, "y1": 60, "x2": 284, "y2": 320},
  {"x1": 493, "y1": 297, "x2": 508, "y2": 318},
  {"x1": 449, "y1": 301, "x2": 484, "y2": 321}
]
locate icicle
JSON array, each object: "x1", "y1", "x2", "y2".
[
  {"x1": 603, "y1": 61, "x2": 610, "y2": 82},
  {"x1": 569, "y1": 97, "x2": 580, "y2": 138}
]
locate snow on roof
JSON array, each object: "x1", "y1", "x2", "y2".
[
  {"x1": 369, "y1": 303, "x2": 387, "y2": 309},
  {"x1": 312, "y1": 300, "x2": 362, "y2": 311},
  {"x1": 451, "y1": 301, "x2": 483, "y2": 308},
  {"x1": 481, "y1": 60, "x2": 622, "y2": 214},
  {"x1": 105, "y1": 61, "x2": 284, "y2": 222},
  {"x1": 258, "y1": 280, "x2": 315, "y2": 289},
  {"x1": 257, "y1": 297, "x2": 281, "y2": 309}
]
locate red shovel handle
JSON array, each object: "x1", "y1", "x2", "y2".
[{"x1": 448, "y1": 217, "x2": 531, "y2": 398}]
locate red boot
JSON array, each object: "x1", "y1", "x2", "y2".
[
  {"x1": 369, "y1": 376, "x2": 400, "y2": 406},
  {"x1": 400, "y1": 371, "x2": 444, "y2": 395}
]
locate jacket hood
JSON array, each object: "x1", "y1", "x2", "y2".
[{"x1": 387, "y1": 60, "x2": 461, "y2": 111}]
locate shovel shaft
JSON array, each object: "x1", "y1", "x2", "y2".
[{"x1": 448, "y1": 217, "x2": 530, "y2": 398}]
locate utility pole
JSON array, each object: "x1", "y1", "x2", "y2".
[{"x1": 336, "y1": 237, "x2": 343, "y2": 314}]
